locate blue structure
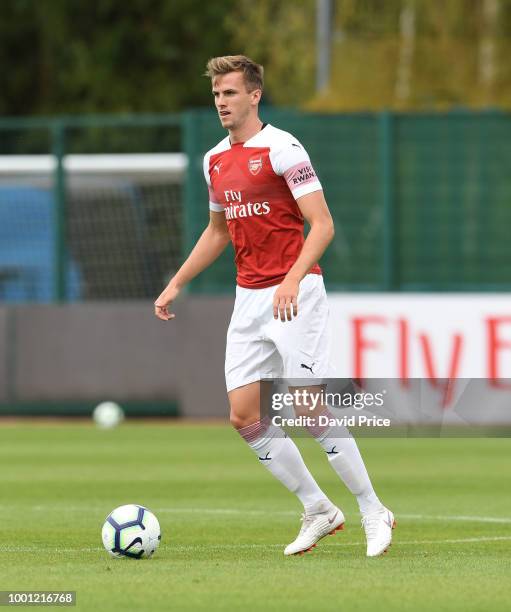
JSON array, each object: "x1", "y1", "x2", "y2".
[{"x1": 0, "y1": 186, "x2": 81, "y2": 302}]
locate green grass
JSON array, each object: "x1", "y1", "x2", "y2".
[{"x1": 0, "y1": 423, "x2": 510, "y2": 611}]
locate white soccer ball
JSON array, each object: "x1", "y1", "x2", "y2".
[
  {"x1": 102, "y1": 504, "x2": 161, "y2": 559},
  {"x1": 93, "y1": 401, "x2": 124, "y2": 429}
]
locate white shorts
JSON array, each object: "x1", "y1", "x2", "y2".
[{"x1": 225, "y1": 274, "x2": 336, "y2": 392}]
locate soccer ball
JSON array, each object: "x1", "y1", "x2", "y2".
[
  {"x1": 93, "y1": 401, "x2": 124, "y2": 429},
  {"x1": 101, "y1": 504, "x2": 161, "y2": 559}
]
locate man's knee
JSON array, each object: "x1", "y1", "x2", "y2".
[
  {"x1": 229, "y1": 409, "x2": 258, "y2": 431},
  {"x1": 228, "y1": 382, "x2": 261, "y2": 431},
  {"x1": 229, "y1": 410, "x2": 245, "y2": 430}
]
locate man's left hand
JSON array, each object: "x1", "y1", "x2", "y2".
[{"x1": 273, "y1": 277, "x2": 300, "y2": 322}]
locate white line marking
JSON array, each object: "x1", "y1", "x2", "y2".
[
  {"x1": 410, "y1": 536, "x2": 511, "y2": 544},
  {"x1": 2, "y1": 505, "x2": 511, "y2": 525},
  {"x1": 1, "y1": 536, "x2": 510, "y2": 554},
  {"x1": 155, "y1": 507, "x2": 296, "y2": 516},
  {"x1": 399, "y1": 513, "x2": 511, "y2": 524},
  {"x1": 170, "y1": 536, "x2": 511, "y2": 547},
  {"x1": 158, "y1": 509, "x2": 511, "y2": 525}
]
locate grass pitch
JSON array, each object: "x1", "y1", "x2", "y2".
[{"x1": 0, "y1": 422, "x2": 510, "y2": 611}]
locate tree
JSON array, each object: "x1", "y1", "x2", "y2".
[
  {"x1": 225, "y1": 0, "x2": 317, "y2": 106},
  {"x1": 0, "y1": 0, "x2": 237, "y2": 115}
]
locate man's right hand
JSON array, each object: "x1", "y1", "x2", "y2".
[{"x1": 154, "y1": 284, "x2": 180, "y2": 321}]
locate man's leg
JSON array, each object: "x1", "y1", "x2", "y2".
[
  {"x1": 305, "y1": 402, "x2": 395, "y2": 557},
  {"x1": 267, "y1": 273, "x2": 395, "y2": 557},
  {"x1": 229, "y1": 381, "x2": 328, "y2": 509},
  {"x1": 229, "y1": 381, "x2": 344, "y2": 555},
  {"x1": 304, "y1": 403, "x2": 383, "y2": 515}
]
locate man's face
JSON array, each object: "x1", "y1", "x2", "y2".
[{"x1": 212, "y1": 72, "x2": 260, "y2": 131}]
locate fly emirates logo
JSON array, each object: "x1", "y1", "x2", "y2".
[{"x1": 223, "y1": 190, "x2": 270, "y2": 220}]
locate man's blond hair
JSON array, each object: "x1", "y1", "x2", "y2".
[{"x1": 205, "y1": 55, "x2": 264, "y2": 92}]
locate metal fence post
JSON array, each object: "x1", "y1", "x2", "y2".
[
  {"x1": 51, "y1": 120, "x2": 67, "y2": 302},
  {"x1": 380, "y1": 111, "x2": 398, "y2": 290}
]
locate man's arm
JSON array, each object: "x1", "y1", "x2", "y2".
[
  {"x1": 154, "y1": 210, "x2": 230, "y2": 321},
  {"x1": 273, "y1": 190, "x2": 334, "y2": 322}
]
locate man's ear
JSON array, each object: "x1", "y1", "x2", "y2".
[{"x1": 251, "y1": 89, "x2": 262, "y2": 106}]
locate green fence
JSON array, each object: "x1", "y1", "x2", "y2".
[
  {"x1": 0, "y1": 114, "x2": 183, "y2": 302},
  {"x1": 186, "y1": 108, "x2": 511, "y2": 293},
  {"x1": 1, "y1": 109, "x2": 510, "y2": 301}
]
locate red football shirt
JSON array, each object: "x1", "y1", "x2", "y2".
[{"x1": 203, "y1": 124, "x2": 323, "y2": 289}]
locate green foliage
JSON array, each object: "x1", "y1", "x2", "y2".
[
  {"x1": 223, "y1": 0, "x2": 511, "y2": 111},
  {"x1": 0, "y1": 0, "x2": 236, "y2": 115},
  {"x1": 226, "y1": 0, "x2": 317, "y2": 105},
  {"x1": 1, "y1": 0, "x2": 511, "y2": 115},
  {"x1": 313, "y1": 0, "x2": 511, "y2": 111}
]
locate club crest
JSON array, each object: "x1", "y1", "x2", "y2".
[{"x1": 248, "y1": 156, "x2": 263, "y2": 175}]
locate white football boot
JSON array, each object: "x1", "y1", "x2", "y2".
[
  {"x1": 284, "y1": 500, "x2": 345, "y2": 556},
  {"x1": 362, "y1": 507, "x2": 396, "y2": 557}
]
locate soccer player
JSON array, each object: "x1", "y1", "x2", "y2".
[{"x1": 155, "y1": 55, "x2": 395, "y2": 556}]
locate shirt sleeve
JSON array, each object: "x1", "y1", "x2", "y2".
[
  {"x1": 270, "y1": 138, "x2": 323, "y2": 200},
  {"x1": 203, "y1": 153, "x2": 224, "y2": 212}
]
